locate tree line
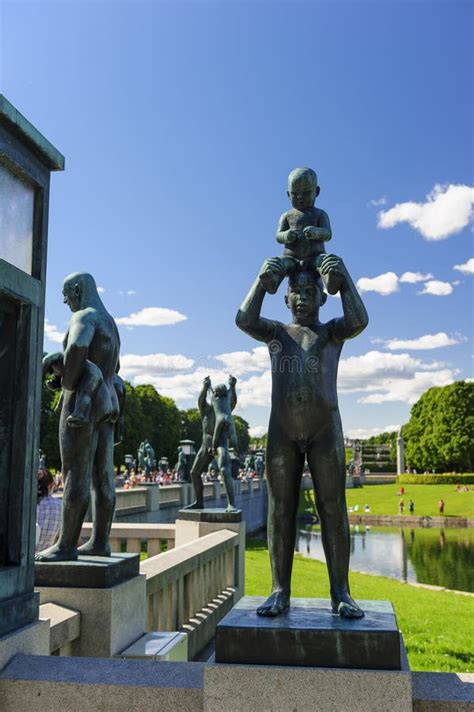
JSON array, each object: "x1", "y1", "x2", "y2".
[
  {"x1": 40, "y1": 381, "x2": 250, "y2": 471},
  {"x1": 41, "y1": 380, "x2": 473, "y2": 473}
]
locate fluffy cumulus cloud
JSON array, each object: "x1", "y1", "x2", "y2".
[
  {"x1": 356, "y1": 272, "x2": 399, "y2": 295},
  {"x1": 115, "y1": 306, "x2": 187, "y2": 327},
  {"x1": 120, "y1": 353, "x2": 195, "y2": 379},
  {"x1": 399, "y1": 271, "x2": 433, "y2": 283},
  {"x1": 453, "y1": 258, "x2": 474, "y2": 275},
  {"x1": 418, "y1": 280, "x2": 453, "y2": 296},
  {"x1": 44, "y1": 319, "x2": 64, "y2": 344},
  {"x1": 338, "y1": 350, "x2": 458, "y2": 404},
  {"x1": 378, "y1": 184, "x2": 474, "y2": 240},
  {"x1": 249, "y1": 425, "x2": 268, "y2": 438},
  {"x1": 381, "y1": 332, "x2": 462, "y2": 351},
  {"x1": 345, "y1": 424, "x2": 400, "y2": 440},
  {"x1": 214, "y1": 346, "x2": 269, "y2": 377}
]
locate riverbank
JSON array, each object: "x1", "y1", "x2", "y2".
[
  {"x1": 348, "y1": 513, "x2": 474, "y2": 527},
  {"x1": 245, "y1": 538, "x2": 474, "y2": 673}
]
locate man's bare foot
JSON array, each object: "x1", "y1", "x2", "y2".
[
  {"x1": 78, "y1": 540, "x2": 111, "y2": 557},
  {"x1": 257, "y1": 590, "x2": 290, "y2": 617},
  {"x1": 226, "y1": 504, "x2": 238, "y2": 513},
  {"x1": 67, "y1": 414, "x2": 88, "y2": 428},
  {"x1": 35, "y1": 545, "x2": 78, "y2": 562},
  {"x1": 331, "y1": 592, "x2": 364, "y2": 619},
  {"x1": 183, "y1": 501, "x2": 204, "y2": 510}
]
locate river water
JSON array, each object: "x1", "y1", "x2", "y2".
[{"x1": 295, "y1": 525, "x2": 474, "y2": 593}]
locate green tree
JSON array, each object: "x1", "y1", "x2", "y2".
[
  {"x1": 233, "y1": 415, "x2": 250, "y2": 454},
  {"x1": 180, "y1": 408, "x2": 204, "y2": 449},
  {"x1": 39, "y1": 381, "x2": 61, "y2": 470},
  {"x1": 115, "y1": 382, "x2": 182, "y2": 467},
  {"x1": 403, "y1": 381, "x2": 474, "y2": 472}
]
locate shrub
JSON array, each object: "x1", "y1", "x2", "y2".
[{"x1": 396, "y1": 473, "x2": 474, "y2": 485}]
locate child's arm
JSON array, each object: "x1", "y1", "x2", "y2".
[
  {"x1": 276, "y1": 213, "x2": 301, "y2": 245},
  {"x1": 303, "y1": 209, "x2": 332, "y2": 242}
]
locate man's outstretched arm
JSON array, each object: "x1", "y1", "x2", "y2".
[
  {"x1": 318, "y1": 254, "x2": 369, "y2": 341},
  {"x1": 198, "y1": 376, "x2": 211, "y2": 417},
  {"x1": 235, "y1": 260, "x2": 280, "y2": 342},
  {"x1": 228, "y1": 375, "x2": 237, "y2": 411}
]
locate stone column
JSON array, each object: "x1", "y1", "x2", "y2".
[{"x1": 397, "y1": 429, "x2": 405, "y2": 476}]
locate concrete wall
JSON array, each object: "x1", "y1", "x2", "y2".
[{"x1": 82, "y1": 479, "x2": 268, "y2": 535}]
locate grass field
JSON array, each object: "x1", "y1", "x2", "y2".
[
  {"x1": 301, "y1": 483, "x2": 474, "y2": 519},
  {"x1": 245, "y1": 538, "x2": 474, "y2": 672}
]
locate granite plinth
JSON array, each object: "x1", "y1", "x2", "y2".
[
  {"x1": 215, "y1": 597, "x2": 402, "y2": 670},
  {"x1": 34, "y1": 553, "x2": 139, "y2": 589},
  {"x1": 178, "y1": 508, "x2": 242, "y2": 523}
]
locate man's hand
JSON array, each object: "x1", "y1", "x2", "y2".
[
  {"x1": 203, "y1": 376, "x2": 211, "y2": 389},
  {"x1": 228, "y1": 375, "x2": 237, "y2": 387},
  {"x1": 317, "y1": 254, "x2": 348, "y2": 287},
  {"x1": 259, "y1": 257, "x2": 285, "y2": 282}
]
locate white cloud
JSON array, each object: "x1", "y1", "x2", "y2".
[
  {"x1": 127, "y1": 290, "x2": 136, "y2": 295},
  {"x1": 338, "y1": 350, "x2": 458, "y2": 404},
  {"x1": 97, "y1": 286, "x2": 106, "y2": 294},
  {"x1": 356, "y1": 272, "x2": 399, "y2": 295},
  {"x1": 453, "y1": 257, "x2": 474, "y2": 275},
  {"x1": 368, "y1": 197, "x2": 387, "y2": 207},
  {"x1": 382, "y1": 332, "x2": 462, "y2": 351},
  {"x1": 120, "y1": 353, "x2": 194, "y2": 380},
  {"x1": 249, "y1": 425, "x2": 268, "y2": 438},
  {"x1": 399, "y1": 271, "x2": 433, "y2": 283},
  {"x1": 115, "y1": 306, "x2": 187, "y2": 327},
  {"x1": 378, "y1": 184, "x2": 474, "y2": 240},
  {"x1": 44, "y1": 319, "x2": 64, "y2": 344},
  {"x1": 214, "y1": 346, "x2": 269, "y2": 376},
  {"x1": 418, "y1": 280, "x2": 453, "y2": 296},
  {"x1": 345, "y1": 424, "x2": 400, "y2": 440}
]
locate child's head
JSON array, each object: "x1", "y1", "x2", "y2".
[
  {"x1": 287, "y1": 167, "x2": 320, "y2": 210},
  {"x1": 214, "y1": 384, "x2": 228, "y2": 398}
]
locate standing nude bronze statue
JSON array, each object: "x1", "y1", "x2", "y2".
[
  {"x1": 36, "y1": 272, "x2": 124, "y2": 561},
  {"x1": 236, "y1": 254, "x2": 368, "y2": 618},
  {"x1": 186, "y1": 375, "x2": 238, "y2": 511}
]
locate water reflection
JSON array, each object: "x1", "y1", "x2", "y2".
[{"x1": 295, "y1": 525, "x2": 474, "y2": 593}]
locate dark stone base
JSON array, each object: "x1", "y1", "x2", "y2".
[
  {"x1": 178, "y1": 508, "x2": 242, "y2": 523},
  {"x1": 0, "y1": 592, "x2": 39, "y2": 638},
  {"x1": 215, "y1": 597, "x2": 402, "y2": 670},
  {"x1": 34, "y1": 553, "x2": 139, "y2": 589}
]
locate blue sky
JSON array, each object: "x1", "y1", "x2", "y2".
[{"x1": 2, "y1": 0, "x2": 472, "y2": 439}]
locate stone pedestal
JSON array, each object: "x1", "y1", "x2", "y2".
[
  {"x1": 204, "y1": 661, "x2": 413, "y2": 712},
  {"x1": 36, "y1": 555, "x2": 145, "y2": 657},
  {"x1": 216, "y1": 597, "x2": 403, "y2": 670},
  {"x1": 175, "y1": 510, "x2": 245, "y2": 598},
  {"x1": 35, "y1": 553, "x2": 139, "y2": 588},
  {"x1": 178, "y1": 508, "x2": 242, "y2": 524}
]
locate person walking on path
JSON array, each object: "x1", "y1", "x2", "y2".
[{"x1": 438, "y1": 499, "x2": 445, "y2": 514}]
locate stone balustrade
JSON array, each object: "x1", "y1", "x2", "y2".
[
  {"x1": 141, "y1": 529, "x2": 240, "y2": 659},
  {"x1": 39, "y1": 603, "x2": 81, "y2": 656},
  {"x1": 81, "y1": 522, "x2": 176, "y2": 557}
]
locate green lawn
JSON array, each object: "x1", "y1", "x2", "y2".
[
  {"x1": 245, "y1": 538, "x2": 474, "y2": 673},
  {"x1": 302, "y1": 483, "x2": 474, "y2": 519}
]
